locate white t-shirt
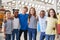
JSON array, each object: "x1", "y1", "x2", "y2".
[
  {"x1": 39, "y1": 16, "x2": 47, "y2": 32},
  {"x1": 13, "y1": 18, "x2": 20, "y2": 29}
]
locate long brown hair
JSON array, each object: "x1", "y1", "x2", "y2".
[
  {"x1": 48, "y1": 8, "x2": 57, "y2": 19},
  {"x1": 29, "y1": 7, "x2": 36, "y2": 19}
]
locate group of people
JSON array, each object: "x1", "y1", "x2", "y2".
[{"x1": 3, "y1": 6, "x2": 60, "y2": 40}]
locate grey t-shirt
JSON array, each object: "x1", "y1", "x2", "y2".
[
  {"x1": 4, "y1": 19, "x2": 13, "y2": 34},
  {"x1": 29, "y1": 16, "x2": 37, "y2": 29}
]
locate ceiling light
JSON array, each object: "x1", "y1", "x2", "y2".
[
  {"x1": 25, "y1": 2, "x2": 28, "y2": 5},
  {"x1": 18, "y1": 1, "x2": 21, "y2": 4},
  {"x1": 12, "y1": 3, "x2": 16, "y2": 6},
  {"x1": 19, "y1": 5, "x2": 21, "y2": 7},
  {"x1": 8, "y1": 2, "x2": 11, "y2": 6},
  {"x1": 29, "y1": 3, "x2": 32, "y2": 6},
  {"x1": 45, "y1": 0, "x2": 48, "y2": 2},
  {"x1": 35, "y1": 5, "x2": 37, "y2": 8},
  {"x1": 48, "y1": 0, "x2": 52, "y2": 3},
  {"x1": 38, "y1": 5, "x2": 40, "y2": 8},
  {"x1": 41, "y1": 0, "x2": 44, "y2": 1},
  {"x1": 32, "y1": 4, "x2": 35, "y2": 7},
  {"x1": 12, "y1": 1, "x2": 16, "y2": 3},
  {"x1": 21, "y1": 2, "x2": 25, "y2": 5},
  {"x1": 51, "y1": 0, "x2": 54, "y2": 4}
]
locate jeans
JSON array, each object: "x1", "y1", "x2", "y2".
[
  {"x1": 12, "y1": 29, "x2": 19, "y2": 40},
  {"x1": 19, "y1": 29, "x2": 27, "y2": 40},
  {"x1": 45, "y1": 35, "x2": 55, "y2": 40},
  {"x1": 40, "y1": 32, "x2": 45, "y2": 40},
  {"x1": 28, "y1": 28, "x2": 37, "y2": 40},
  {"x1": 5, "y1": 34, "x2": 11, "y2": 40}
]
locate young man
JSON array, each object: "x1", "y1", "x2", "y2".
[
  {"x1": 18, "y1": 6, "x2": 29, "y2": 40},
  {"x1": 4, "y1": 10, "x2": 13, "y2": 40},
  {"x1": 12, "y1": 9, "x2": 20, "y2": 40}
]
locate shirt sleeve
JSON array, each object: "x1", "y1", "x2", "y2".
[
  {"x1": 18, "y1": 14, "x2": 20, "y2": 18},
  {"x1": 4, "y1": 22, "x2": 7, "y2": 28},
  {"x1": 11, "y1": 20, "x2": 13, "y2": 30},
  {"x1": 46, "y1": 17, "x2": 48, "y2": 21},
  {"x1": 55, "y1": 19, "x2": 58, "y2": 24}
]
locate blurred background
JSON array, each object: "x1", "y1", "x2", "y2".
[{"x1": 0, "y1": 0, "x2": 60, "y2": 40}]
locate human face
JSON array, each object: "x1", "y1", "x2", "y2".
[
  {"x1": 22, "y1": 8, "x2": 27, "y2": 14},
  {"x1": 14, "y1": 11, "x2": 18, "y2": 18},
  {"x1": 6, "y1": 12, "x2": 11, "y2": 19},
  {"x1": 49, "y1": 10, "x2": 54, "y2": 17},
  {"x1": 30, "y1": 8, "x2": 35, "y2": 15},
  {"x1": 40, "y1": 12, "x2": 45, "y2": 18}
]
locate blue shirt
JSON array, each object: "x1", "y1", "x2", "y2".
[{"x1": 18, "y1": 13, "x2": 29, "y2": 30}]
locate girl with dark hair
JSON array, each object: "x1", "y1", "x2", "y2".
[
  {"x1": 45, "y1": 8, "x2": 57, "y2": 40},
  {"x1": 28, "y1": 7, "x2": 37, "y2": 40}
]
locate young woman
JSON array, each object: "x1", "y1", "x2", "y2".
[
  {"x1": 28, "y1": 7, "x2": 37, "y2": 40},
  {"x1": 45, "y1": 8, "x2": 57, "y2": 40},
  {"x1": 39, "y1": 10, "x2": 46, "y2": 40}
]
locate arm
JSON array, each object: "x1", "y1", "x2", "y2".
[
  {"x1": 4, "y1": 23, "x2": 6, "y2": 34},
  {"x1": 28, "y1": 14, "x2": 30, "y2": 25},
  {"x1": 11, "y1": 20, "x2": 13, "y2": 32},
  {"x1": 36, "y1": 16, "x2": 38, "y2": 21},
  {"x1": 28, "y1": 18, "x2": 30, "y2": 25},
  {"x1": 55, "y1": 20, "x2": 59, "y2": 38},
  {"x1": 3, "y1": 23, "x2": 6, "y2": 38}
]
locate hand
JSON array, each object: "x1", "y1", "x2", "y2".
[
  {"x1": 57, "y1": 34, "x2": 59, "y2": 39},
  {"x1": 4, "y1": 34, "x2": 6, "y2": 39},
  {"x1": 12, "y1": 30, "x2": 13, "y2": 32}
]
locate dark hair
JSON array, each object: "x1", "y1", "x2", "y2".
[
  {"x1": 29, "y1": 7, "x2": 36, "y2": 19},
  {"x1": 48, "y1": 8, "x2": 57, "y2": 19},
  {"x1": 40, "y1": 10, "x2": 45, "y2": 15},
  {"x1": 13, "y1": 9, "x2": 19, "y2": 14},
  {"x1": 5, "y1": 10, "x2": 11, "y2": 14},
  {"x1": 23, "y1": 6, "x2": 28, "y2": 12},
  {"x1": 57, "y1": 13, "x2": 59, "y2": 15}
]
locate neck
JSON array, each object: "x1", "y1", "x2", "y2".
[
  {"x1": 15, "y1": 17, "x2": 18, "y2": 18},
  {"x1": 51, "y1": 16, "x2": 53, "y2": 18},
  {"x1": 8, "y1": 18, "x2": 11, "y2": 19},
  {"x1": 32, "y1": 15, "x2": 34, "y2": 16},
  {"x1": 40, "y1": 16, "x2": 44, "y2": 18},
  {"x1": 22, "y1": 12, "x2": 26, "y2": 14}
]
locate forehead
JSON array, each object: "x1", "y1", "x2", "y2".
[
  {"x1": 14, "y1": 10, "x2": 18, "y2": 12},
  {"x1": 6, "y1": 12, "x2": 11, "y2": 14},
  {"x1": 40, "y1": 12, "x2": 45, "y2": 13},
  {"x1": 22, "y1": 8, "x2": 27, "y2": 10},
  {"x1": 50, "y1": 10, "x2": 54, "y2": 12},
  {"x1": 30, "y1": 8, "x2": 34, "y2": 10}
]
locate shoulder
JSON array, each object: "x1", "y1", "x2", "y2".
[
  {"x1": 46, "y1": 17, "x2": 50, "y2": 19},
  {"x1": 18, "y1": 13, "x2": 22, "y2": 17},
  {"x1": 18, "y1": 13, "x2": 21, "y2": 15},
  {"x1": 26, "y1": 14, "x2": 29, "y2": 16},
  {"x1": 46, "y1": 17, "x2": 50, "y2": 21},
  {"x1": 25, "y1": 14, "x2": 29, "y2": 17},
  {"x1": 54, "y1": 18, "x2": 57, "y2": 21}
]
